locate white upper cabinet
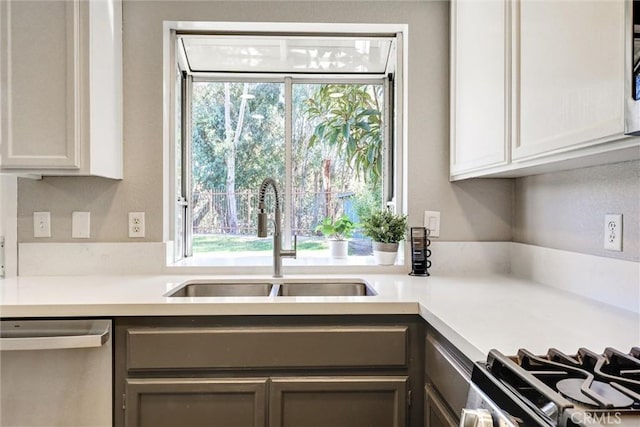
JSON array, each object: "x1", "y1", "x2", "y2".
[
  {"x1": 450, "y1": 0, "x2": 639, "y2": 180},
  {"x1": 513, "y1": 0, "x2": 625, "y2": 160},
  {"x1": 0, "y1": 0, "x2": 123, "y2": 179},
  {"x1": 450, "y1": 0, "x2": 509, "y2": 175}
]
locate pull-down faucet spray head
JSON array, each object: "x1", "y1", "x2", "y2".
[
  {"x1": 257, "y1": 177, "x2": 279, "y2": 238},
  {"x1": 257, "y1": 201, "x2": 268, "y2": 238}
]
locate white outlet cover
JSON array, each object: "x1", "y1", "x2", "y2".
[
  {"x1": 604, "y1": 213, "x2": 622, "y2": 251},
  {"x1": 72, "y1": 211, "x2": 91, "y2": 239},
  {"x1": 128, "y1": 212, "x2": 145, "y2": 238}
]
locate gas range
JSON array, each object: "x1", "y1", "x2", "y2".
[{"x1": 469, "y1": 347, "x2": 640, "y2": 427}]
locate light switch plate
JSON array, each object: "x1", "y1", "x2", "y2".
[
  {"x1": 423, "y1": 210, "x2": 441, "y2": 237},
  {"x1": 72, "y1": 211, "x2": 90, "y2": 239},
  {"x1": 33, "y1": 212, "x2": 51, "y2": 238}
]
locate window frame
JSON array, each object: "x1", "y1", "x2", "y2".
[{"x1": 165, "y1": 27, "x2": 405, "y2": 267}]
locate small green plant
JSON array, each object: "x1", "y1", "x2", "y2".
[
  {"x1": 315, "y1": 215, "x2": 357, "y2": 241},
  {"x1": 361, "y1": 209, "x2": 407, "y2": 243}
]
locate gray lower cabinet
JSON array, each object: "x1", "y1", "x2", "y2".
[
  {"x1": 270, "y1": 376, "x2": 407, "y2": 427},
  {"x1": 114, "y1": 316, "x2": 423, "y2": 427},
  {"x1": 124, "y1": 376, "x2": 407, "y2": 427},
  {"x1": 424, "y1": 330, "x2": 472, "y2": 427},
  {"x1": 424, "y1": 385, "x2": 457, "y2": 427},
  {"x1": 124, "y1": 378, "x2": 268, "y2": 427}
]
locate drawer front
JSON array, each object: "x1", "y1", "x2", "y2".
[
  {"x1": 127, "y1": 326, "x2": 408, "y2": 370},
  {"x1": 425, "y1": 333, "x2": 470, "y2": 416}
]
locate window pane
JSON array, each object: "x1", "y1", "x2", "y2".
[
  {"x1": 191, "y1": 81, "x2": 285, "y2": 254},
  {"x1": 190, "y1": 80, "x2": 385, "y2": 259},
  {"x1": 181, "y1": 35, "x2": 393, "y2": 73},
  {"x1": 292, "y1": 83, "x2": 384, "y2": 257}
]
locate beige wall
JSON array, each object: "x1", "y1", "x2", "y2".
[
  {"x1": 17, "y1": 0, "x2": 513, "y2": 244},
  {"x1": 513, "y1": 160, "x2": 640, "y2": 262}
]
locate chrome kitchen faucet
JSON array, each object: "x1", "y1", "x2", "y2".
[{"x1": 257, "y1": 178, "x2": 296, "y2": 278}]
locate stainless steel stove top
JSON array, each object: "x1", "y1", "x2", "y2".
[{"x1": 473, "y1": 347, "x2": 640, "y2": 427}]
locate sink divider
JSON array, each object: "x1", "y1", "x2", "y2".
[{"x1": 269, "y1": 283, "x2": 282, "y2": 297}]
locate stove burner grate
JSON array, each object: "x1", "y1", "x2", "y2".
[{"x1": 556, "y1": 378, "x2": 635, "y2": 408}]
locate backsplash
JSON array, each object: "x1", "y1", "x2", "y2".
[
  {"x1": 17, "y1": 241, "x2": 510, "y2": 277},
  {"x1": 513, "y1": 160, "x2": 640, "y2": 262},
  {"x1": 510, "y1": 243, "x2": 639, "y2": 314}
]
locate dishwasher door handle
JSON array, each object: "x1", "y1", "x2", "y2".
[{"x1": 0, "y1": 319, "x2": 110, "y2": 351}]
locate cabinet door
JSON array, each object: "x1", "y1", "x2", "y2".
[
  {"x1": 0, "y1": 0, "x2": 79, "y2": 169},
  {"x1": 424, "y1": 385, "x2": 458, "y2": 427},
  {"x1": 124, "y1": 378, "x2": 268, "y2": 427},
  {"x1": 513, "y1": 0, "x2": 625, "y2": 160},
  {"x1": 425, "y1": 334, "x2": 470, "y2": 416},
  {"x1": 269, "y1": 376, "x2": 407, "y2": 427},
  {"x1": 450, "y1": 0, "x2": 509, "y2": 175}
]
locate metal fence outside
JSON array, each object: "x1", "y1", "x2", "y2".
[{"x1": 192, "y1": 188, "x2": 353, "y2": 236}]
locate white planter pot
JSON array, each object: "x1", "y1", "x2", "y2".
[
  {"x1": 372, "y1": 241, "x2": 399, "y2": 265},
  {"x1": 329, "y1": 240, "x2": 349, "y2": 259}
]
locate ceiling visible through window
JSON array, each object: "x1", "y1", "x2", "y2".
[{"x1": 178, "y1": 34, "x2": 395, "y2": 74}]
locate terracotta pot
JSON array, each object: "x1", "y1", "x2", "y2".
[{"x1": 372, "y1": 241, "x2": 398, "y2": 265}]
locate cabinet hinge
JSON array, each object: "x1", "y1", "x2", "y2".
[
  {"x1": 122, "y1": 393, "x2": 126, "y2": 410},
  {"x1": 407, "y1": 389, "x2": 412, "y2": 407},
  {"x1": 0, "y1": 236, "x2": 5, "y2": 278}
]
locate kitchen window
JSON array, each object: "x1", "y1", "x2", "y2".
[{"x1": 167, "y1": 27, "x2": 404, "y2": 267}]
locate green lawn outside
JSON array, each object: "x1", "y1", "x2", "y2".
[{"x1": 193, "y1": 235, "x2": 327, "y2": 253}]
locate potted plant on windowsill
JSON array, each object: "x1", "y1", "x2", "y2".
[
  {"x1": 315, "y1": 215, "x2": 357, "y2": 259},
  {"x1": 361, "y1": 209, "x2": 407, "y2": 265}
]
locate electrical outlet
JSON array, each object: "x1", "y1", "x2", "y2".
[
  {"x1": 423, "y1": 211, "x2": 441, "y2": 237},
  {"x1": 129, "y1": 212, "x2": 145, "y2": 238},
  {"x1": 33, "y1": 212, "x2": 51, "y2": 238},
  {"x1": 604, "y1": 214, "x2": 622, "y2": 251}
]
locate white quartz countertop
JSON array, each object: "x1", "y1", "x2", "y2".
[{"x1": 1, "y1": 273, "x2": 637, "y2": 362}]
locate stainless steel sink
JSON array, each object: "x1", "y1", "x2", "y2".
[
  {"x1": 276, "y1": 281, "x2": 376, "y2": 297},
  {"x1": 165, "y1": 279, "x2": 376, "y2": 298},
  {"x1": 165, "y1": 281, "x2": 274, "y2": 297}
]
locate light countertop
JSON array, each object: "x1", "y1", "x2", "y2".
[{"x1": 0, "y1": 273, "x2": 637, "y2": 362}]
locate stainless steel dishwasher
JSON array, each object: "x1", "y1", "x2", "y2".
[{"x1": 0, "y1": 319, "x2": 112, "y2": 427}]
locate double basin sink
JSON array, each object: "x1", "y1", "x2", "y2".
[{"x1": 165, "y1": 279, "x2": 376, "y2": 298}]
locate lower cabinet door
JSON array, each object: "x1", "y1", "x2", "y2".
[
  {"x1": 269, "y1": 376, "x2": 408, "y2": 427},
  {"x1": 424, "y1": 385, "x2": 458, "y2": 427},
  {"x1": 124, "y1": 378, "x2": 268, "y2": 427}
]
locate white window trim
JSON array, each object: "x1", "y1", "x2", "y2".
[
  {"x1": 163, "y1": 22, "x2": 407, "y2": 272},
  {"x1": 284, "y1": 76, "x2": 293, "y2": 249}
]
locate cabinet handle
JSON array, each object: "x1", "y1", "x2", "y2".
[{"x1": 0, "y1": 320, "x2": 110, "y2": 351}]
